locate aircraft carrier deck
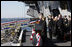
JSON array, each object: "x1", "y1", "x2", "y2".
[{"x1": 1, "y1": 31, "x2": 71, "y2": 46}]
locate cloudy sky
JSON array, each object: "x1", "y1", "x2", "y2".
[{"x1": 1, "y1": 1, "x2": 33, "y2": 18}]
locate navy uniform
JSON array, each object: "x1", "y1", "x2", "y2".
[
  {"x1": 53, "y1": 19, "x2": 57, "y2": 37},
  {"x1": 48, "y1": 17, "x2": 54, "y2": 39},
  {"x1": 44, "y1": 21, "x2": 47, "y2": 38},
  {"x1": 63, "y1": 16, "x2": 70, "y2": 41},
  {"x1": 66, "y1": 16, "x2": 71, "y2": 41},
  {"x1": 44, "y1": 18, "x2": 47, "y2": 38},
  {"x1": 68, "y1": 17, "x2": 71, "y2": 40},
  {"x1": 63, "y1": 17, "x2": 68, "y2": 32},
  {"x1": 56, "y1": 17, "x2": 64, "y2": 40}
]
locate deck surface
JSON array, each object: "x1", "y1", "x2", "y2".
[
  {"x1": 1, "y1": 31, "x2": 71, "y2": 46},
  {"x1": 22, "y1": 31, "x2": 71, "y2": 46}
]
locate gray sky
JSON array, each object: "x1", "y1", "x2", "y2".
[{"x1": 1, "y1": 1, "x2": 33, "y2": 18}]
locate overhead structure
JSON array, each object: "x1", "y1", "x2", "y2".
[{"x1": 19, "y1": 1, "x2": 71, "y2": 25}]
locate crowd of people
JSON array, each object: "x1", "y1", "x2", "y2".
[
  {"x1": 48, "y1": 14, "x2": 71, "y2": 41},
  {"x1": 30, "y1": 13, "x2": 71, "y2": 46}
]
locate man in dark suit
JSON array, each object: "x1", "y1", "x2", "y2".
[
  {"x1": 48, "y1": 15, "x2": 54, "y2": 39},
  {"x1": 65, "y1": 15, "x2": 71, "y2": 41},
  {"x1": 63, "y1": 15, "x2": 68, "y2": 41},
  {"x1": 56, "y1": 14, "x2": 64, "y2": 40}
]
